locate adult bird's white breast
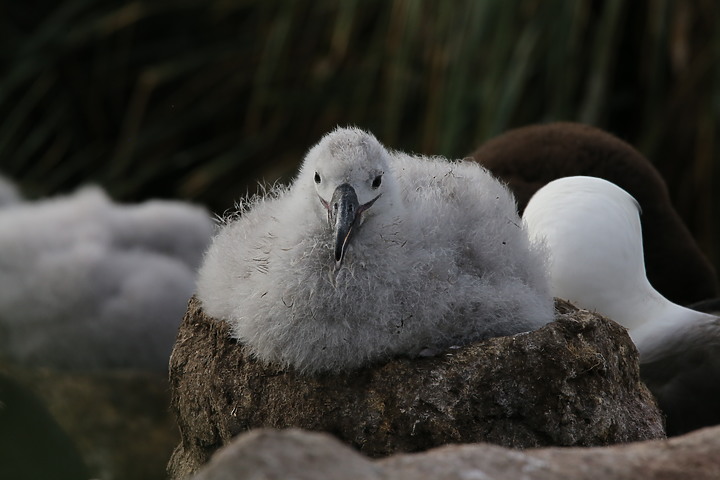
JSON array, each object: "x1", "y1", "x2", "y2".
[
  {"x1": 198, "y1": 127, "x2": 553, "y2": 373},
  {"x1": 523, "y1": 176, "x2": 651, "y2": 330},
  {"x1": 522, "y1": 175, "x2": 718, "y2": 358},
  {"x1": 523, "y1": 175, "x2": 720, "y2": 434}
]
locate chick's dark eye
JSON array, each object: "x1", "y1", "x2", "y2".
[
  {"x1": 372, "y1": 174, "x2": 382, "y2": 189},
  {"x1": 314, "y1": 172, "x2": 321, "y2": 184}
]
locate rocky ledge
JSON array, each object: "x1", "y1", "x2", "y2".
[
  {"x1": 168, "y1": 299, "x2": 664, "y2": 478},
  {"x1": 190, "y1": 426, "x2": 720, "y2": 480},
  {"x1": 168, "y1": 296, "x2": 664, "y2": 478}
]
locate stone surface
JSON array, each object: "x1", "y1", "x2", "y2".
[
  {"x1": 168, "y1": 296, "x2": 664, "y2": 479},
  {"x1": 191, "y1": 426, "x2": 720, "y2": 480},
  {"x1": 192, "y1": 429, "x2": 381, "y2": 480},
  {"x1": 470, "y1": 121, "x2": 719, "y2": 305},
  {"x1": 0, "y1": 363, "x2": 179, "y2": 480}
]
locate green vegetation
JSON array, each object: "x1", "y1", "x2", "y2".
[{"x1": 1, "y1": 0, "x2": 718, "y2": 266}]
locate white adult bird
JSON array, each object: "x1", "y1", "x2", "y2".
[
  {"x1": 522, "y1": 175, "x2": 720, "y2": 434},
  {"x1": 197, "y1": 127, "x2": 554, "y2": 374}
]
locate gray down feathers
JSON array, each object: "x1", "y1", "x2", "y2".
[
  {"x1": 0, "y1": 184, "x2": 213, "y2": 371},
  {"x1": 197, "y1": 127, "x2": 553, "y2": 373}
]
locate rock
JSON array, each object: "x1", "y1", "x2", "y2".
[
  {"x1": 0, "y1": 363, "x2": 179, "y2": 480},
  {"x1": 192, "y1": 429, "x2": 381, "y2": 480},
  {"x1": 191, "y1": 426, "x2": 720, "y2": 480},
  {"x1": 470, "y1": 122, "x2": 719, "y2": 305},
  {"x1": 168, "y1": 296, "x2": 664, "y2": 479}
]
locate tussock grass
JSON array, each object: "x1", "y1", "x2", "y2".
[{"x1": 1, "y1": 0, "x2": 718, "y2": 266}]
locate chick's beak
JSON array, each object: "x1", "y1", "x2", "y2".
[{"x1": 320, "y1": 183, "x2": 380, "y2": 267}]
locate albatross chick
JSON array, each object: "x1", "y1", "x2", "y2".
[{"x1": 197, "y1": 127, "x2": 553, "y2": 373}]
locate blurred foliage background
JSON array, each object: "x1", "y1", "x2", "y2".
[{"x1": 1, "y1": 0, "x2": 718, "y2": 269}]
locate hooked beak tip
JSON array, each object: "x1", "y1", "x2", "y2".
[
  {"x1": 334, "y1": 225, "x2": 353, "y2": 266},
  {"x1": 327, "y1": 184, "x2": 359, "y2": 267},
  {"x1": 324, "y1": 183, "x2": 381, "y2": 268}
]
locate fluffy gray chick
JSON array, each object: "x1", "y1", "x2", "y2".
[{"x1": 197, "y1": 127, "x2": 553, "y2": 373}]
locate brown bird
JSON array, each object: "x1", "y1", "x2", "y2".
[{"x1": 471, "y1": 122, "x2": 718, "y2": 306}]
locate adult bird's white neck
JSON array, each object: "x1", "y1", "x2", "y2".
[{"x1": 522, "y1": 175, "x2": 720, "y2": 362}]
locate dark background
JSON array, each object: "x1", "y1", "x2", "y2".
[{"x1": 1, "y1": 0, "x2": 718, "y2": 270}]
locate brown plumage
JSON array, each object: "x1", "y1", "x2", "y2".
[{"x1": 470, "y1": 122, "x2": 718, "y2": 306}]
